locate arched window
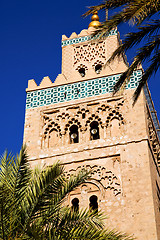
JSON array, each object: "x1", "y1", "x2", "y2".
[
  {"x1": 71, "y1": 198, "x2": 79, "y2": 212},
  {"x1": 95, "y1": 64, "x2": 102, "y2": 74},
  {"x1": 78, "y1": 68, "x2": 85, "y2": 77},
  {"x1": 90, "y1": 121, "x2": 100, "y2": 140},
  {"x1": 69, "y1": 125, "x2": 79, "y2": 143},
  {"x1": 82, "y1": 113, "x2": 86, "y2": 119},
  {"x1": 89, "y1": 195, "x2": 98, "y2": 213}
]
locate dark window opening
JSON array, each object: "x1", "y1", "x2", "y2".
[
  {"x1": 79, "y1": 68, "x2": 85, "y2": 77},
  {"x1": 95, "y1": 64, "x2": 102, "y2": 74},
  {"x1": 70, "y1": 125, "x2": 79, "y2": 143},
  {"x1": 82, "y1": 113, "x2": 86, "y2": 119},
  {"x1": 89, "y1": 195, "x2": 98, "y2": 213},
  {"x1": 71, "y1": 198, "x2": 79, "y2": 212},
  {"x1": 90, "y1": 121, "x2": 100, "y2": 140}
]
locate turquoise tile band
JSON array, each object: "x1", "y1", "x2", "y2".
[
  {"x1": 61, "y1": 29, "x2": 117, "y2": 47},
  {"x1": 26, "y1": 70, "x2": 142, "y2": 109}
]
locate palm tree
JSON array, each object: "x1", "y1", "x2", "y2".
[
  {"x1": 84, "y1": 0, "x2": 160, "y2": 103},
  {"x1": 0, "y1": 146, "x2": 133, "y2": 240}
]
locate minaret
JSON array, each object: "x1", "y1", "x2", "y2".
[{"x1": 23, "y1": 13, "x2": 160, "y2": 240}]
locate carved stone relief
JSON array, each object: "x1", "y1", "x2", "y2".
[
  {"x1": 41, "y1": 100, "x2": 125, "y2": 148},
  {"x1": 147, "y1": 107, "x2": 160, "y2": 167},
  {"x1": 74, "y1": 41, "x2": 106, "y2": 65},
  {"x1": 64, "y1": 164, "x2": 121, "y2": 197}
]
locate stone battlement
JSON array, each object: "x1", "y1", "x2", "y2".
[
  {"x1": 62, "y1": 28, "x2": 92, "y2": 41},
  {"x1": 26, "y1": 74, "x2": 68, "y2": 92}
]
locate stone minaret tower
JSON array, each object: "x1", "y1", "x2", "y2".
[{"x1": 23, "y1": 13, "x2": 160, "y2": 239}]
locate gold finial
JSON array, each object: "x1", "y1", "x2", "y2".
[{"x1": 88, "y1": 11, "x2": 101, "y2": 28}]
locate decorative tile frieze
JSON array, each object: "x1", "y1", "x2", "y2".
[
  {"x1": 26, "y1": 70, "x2": 142, "y2": 109},
  {"x1": 61, "y1": 29, "x2": 117, "y2": 47}
]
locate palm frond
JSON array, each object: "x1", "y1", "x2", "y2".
[
  {"x1": 43, "y1": 207, "x2": 134, "y2": 240},
  {"x1": 64, "y1": 224, "x2": 133, "y2": 240},
  {"x1": 0, "y1": 147, "x2": 134, "y2": 239},
  {"x1": 0, "y1": 151, "x2": 14, "y2": 186},
  {"x1": 83, "y1": 0, "x2": 129, "y2": 17},
  {"x1": 14, "y1": 145, "x2": 32, "y2": 204},
  {"x1": 133, "y1": 51, "x2": 160, "y2": 103},
  {"x1": 0, "y1": 146, "x2": 32, "y2": 238},
  {"x1": 0, "y1": 146, "x2": 31, "y2": 205},
  {"x1": 127, "y1": 0, "x2": 160, "y2": 25},
  {"x1": 58, "y1": 208, "x2": 105, "y2": 230},
  {"x1": 22, "y1": 162, "x2": 64, "y2": 224},
  {"x1": 53, "y1": 169, "x2": 89, "y2": 206},
  {"x1": 113, "y1": 35, "x2": 160, "y2": 94},
  {"x1": 41, "y1": 169, "x2": 90, "y2": 225},
  {"x1": 107, "y1": 20, "x2": 160, "y2": 64},
  {"x1": 84, "y1": 0, "x2": 160, "y2": 103}
]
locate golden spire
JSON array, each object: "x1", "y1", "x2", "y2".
[{"x1": 88, "y1": 11, "x2": 101, "y2": 28}]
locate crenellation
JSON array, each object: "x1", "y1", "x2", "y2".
[
  {"x1": 27, "y1": 79, "x2": 38, "y2": 90},
  {"x1": 69, "y1": 32, "x2": 78, "y2": 39}
]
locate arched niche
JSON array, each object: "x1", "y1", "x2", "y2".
[
  {"x1": 48, "y1": 128, "x2": 59, "y2": 148},
  {"x1": 110, "y1": 117, "x2": 120, "y2": 138}
]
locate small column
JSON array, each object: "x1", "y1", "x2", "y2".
[
  {"x1": 80, "y1": 127, "x2": 87, "y2": 143},
  {"x1": 100, "y1": 125, "x2": 105, "y2": 139},
  {"x1": 86, "y1": 128, "x2": 90, "y2": 142},
  {"x1": 61, "y1": 131, "x2": 66, "y2": 145}
]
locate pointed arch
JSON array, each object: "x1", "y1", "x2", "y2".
[
  {"x1": 106, "y1": 108, "x2": 125, "y2": 128},
  {"x1": 85, "y1": 114, "x2": 103, "y2": 128},
  {"x1": 42, "y1": 119, "x2": 62, "y2": 148},
  {"x1": 64, "y1": 118, "x2": 82, "y2": 134},
  {"x1": 43, "y1": 119, "x2": 62, "y2": 136},
  {"x1": 64, "y1": 164, "x2": 121, "y2": 196},
  {"x1": 48, "y1": 128, "x2": 59, "y2": 148}
]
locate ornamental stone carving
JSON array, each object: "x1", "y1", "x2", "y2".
[
  {"x1": 64, "y1": 164, "x2": 121, "y2": 196},
  {"x1": 41, "y1": 100, "x2": 125, "y2": 148}
]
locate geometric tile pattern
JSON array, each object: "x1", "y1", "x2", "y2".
[
  {"x1": 74, "y1": 40, "x2": 106, "y2": 64},
  {"x1": 26, "y1": 70, "x2": 142, "y2": 109},
  {"x1": 61, "y1": 29, "x2": 117, "y2": 47}
]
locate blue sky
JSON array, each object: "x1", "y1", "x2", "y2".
[{"x1": 0, "y1": 0, "x2": 159, "y2": 155}]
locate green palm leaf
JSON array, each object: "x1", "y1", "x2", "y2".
[{"x1": 0, "y1": 147, "x2": 134, "y2": 240}]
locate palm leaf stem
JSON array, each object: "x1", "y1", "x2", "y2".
[
  {"x1": 113, "y1": 35, "x2": 160, "y2": 95},
  {"x1": 133, "y1": 51, "x2": 160, "y2": 103},
  {"x1": 83, "y1": 0, "x2": 129, "y2": 17}
]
